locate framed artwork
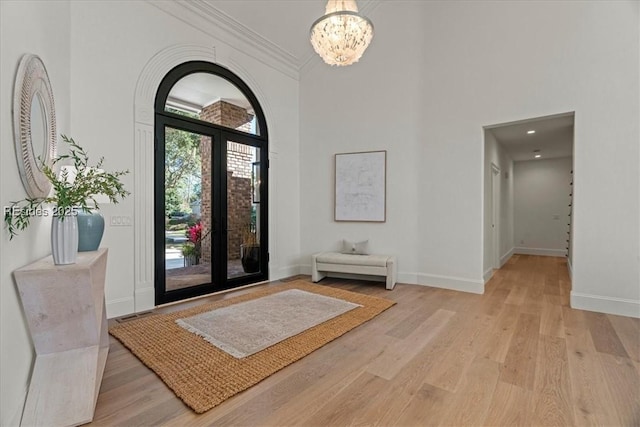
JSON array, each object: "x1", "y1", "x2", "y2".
[
  {"x1": 252, "y1": 162, "x2": 260, "y2": 203},
  {"x1": 335, "y1": 150, "x2": 386, "y2": 222}
]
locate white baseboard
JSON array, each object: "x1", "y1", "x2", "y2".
[
  {"x1": 110, "y1": 265, "x2": 304, "y2": 319},
  {"x1": 272, "y1": 265, "x2": 302, "y2": 280},
  {"x1": 500, "y1": 248, "x2": 514, "y2": 267},
  {"x1": 514, "y1": 247, "x2": 566, "y2": 257},
  {"x1": 571, "y1": 291, "x2": 640, "y2": 318},
  {"x1": 567, "y1": 257, "x2": 573, "y2": 280},
  {"x1": 299, "y1": 264, "x2": 312, "y2": 276},
  {"x1": 135, "y1": 286, "x2": 155, "y2": 313},
  {"x1": 398, "y1": 272, "x2": 418, "y2": 284},
  {"x1": 417, "y1": 273, "x2": 484, "y2": 294},
  {"x1": 483, "y1": 268, "x2": 494, "y2": 283},
  {"x1": 106, "y1": 296, "x2": 135, "y2": 319}
]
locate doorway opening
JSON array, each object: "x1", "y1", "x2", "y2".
[
  {"x1": 154, "y1": 61, "x2": 269, "y2": 305},
  {"x1": 483, "y1": 112, "x2": 575, "y2": 279}
]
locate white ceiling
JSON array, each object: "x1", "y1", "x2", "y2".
[
  {"x1": 487, "y1": 113, "x2": 574, "y2": 162},
  {"x1": 167, "y1": 72, "x2": 253, "y2": 112}
]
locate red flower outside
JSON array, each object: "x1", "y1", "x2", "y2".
[{"x1": 187, "y1": 223, "x2": 202, "y2": 244}]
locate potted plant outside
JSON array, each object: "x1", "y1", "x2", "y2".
[
  {"x1": 181, "y1": 242, "x2": 199, "y2": 267},
  {"x1": 181, "y1": 222, "x2": 210, "y2": 267},
  {"x1": 240, "y1": 220, "x2": 260, "y2": 273},
  {"x1": 4, "y1": 135, "x2": 129, "y2": 264}
]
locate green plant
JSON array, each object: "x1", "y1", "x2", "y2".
[
  {"x1": 4, "y1": 135, "x2": 130, "y2": 239},
  {"x1": 181, "y1": 242, "x2": 198, "y2": 257},
  {"x1": 166, "y1": 223, "x2": 188, "y2": 231}
]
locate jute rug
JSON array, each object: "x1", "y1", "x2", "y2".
[{"x1": 109, "y1": 281, "x2": 395, "y2": 413}]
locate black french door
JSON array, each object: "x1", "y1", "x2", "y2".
[
  {"x1": 154, "y1": 117, "x2": 268, "y2": 305},
  {"x1": 153, "y1": 61, "x2": 269, "y2": 306}
]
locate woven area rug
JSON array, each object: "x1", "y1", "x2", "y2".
[
  {"x1": 175, "y1": 289, "x2": 362, "y2": 358},
  {"x1": 109, "y1": 281, "x2": 395, "y2": 413}
]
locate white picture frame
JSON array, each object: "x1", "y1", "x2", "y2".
[{"x1": 335, "y1": 150, "x2": 386, "y2": 222}]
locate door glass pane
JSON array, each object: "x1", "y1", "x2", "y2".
[
  {"x1": 164, "y1": 127, "x2": 213, "y2": 291},
  {"x1": 165, "y1": 73, "x2": 260, "y2": 136},
  {"x1": 227, "y1": 141, "x2": 261, "y2": 279}
]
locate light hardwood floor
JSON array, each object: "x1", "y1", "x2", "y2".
[{"x1": 89, "y1": 255, "x2": 640, "y2": 426}]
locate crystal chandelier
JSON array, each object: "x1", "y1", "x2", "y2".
[{"x1": 310, "y1": 0, "x2": 374, "y2": 66}]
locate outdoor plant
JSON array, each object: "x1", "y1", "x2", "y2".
[
  {"x1": 4, "y1": 135, "x2": 130, "y2": 239},
  {"x1": 240, "y1": 218, "x2": 259, "y2": 273},
  {"x1": 241, "y1": 220, "x2": 258, "y2": 246},
  {"x1": 181, "y1": 242, "x2": 198, "y2": 257},
  {"x1": 181, "y1": 222, "x2": 210, "y2": 259}
]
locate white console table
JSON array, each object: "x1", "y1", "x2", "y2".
[{"x1": 14, "y1": 249, "x2": 109, "y2": 427}]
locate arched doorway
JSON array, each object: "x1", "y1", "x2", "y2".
[{"x1": 154, "y1": 61, "x2": 268, "y2": 305}]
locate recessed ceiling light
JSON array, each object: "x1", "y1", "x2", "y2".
[
  {"x1": 534, "y1": 154, "x2": 541, "y2": 158},
  {"x1": 527, "y1": 130, "x2": 536, "y2": 134}
]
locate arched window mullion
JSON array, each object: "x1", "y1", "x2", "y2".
[
  {"x1": 156, "y1": 110, "x2": 267, "y2": 144},
  {"x1": 154, "y1": 61, "x2": 268, "y2": 139}
]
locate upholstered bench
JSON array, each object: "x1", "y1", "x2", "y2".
[{"x1": 311, "y1": 252, "x2": 397, "y2": 290}]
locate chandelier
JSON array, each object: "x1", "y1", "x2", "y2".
[{"x1": 310, "y1": 0, "x2": 374, "y2": 66}]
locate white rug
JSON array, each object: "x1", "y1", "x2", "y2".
[{"x1": 176, "y1": 289, "x2": 361, "y2": 358}]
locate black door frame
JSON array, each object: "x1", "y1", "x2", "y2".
[{"x1": 154, "y1": 61, "x2": 269, "y2": 305}]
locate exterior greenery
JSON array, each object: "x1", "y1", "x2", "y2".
[{"x1": 164, "y1": 108, "x2": 202, "y2": 217}]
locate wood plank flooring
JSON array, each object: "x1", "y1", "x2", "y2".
[{"x1": 88, "y1": 255, "x2": 640, "y2": 426}]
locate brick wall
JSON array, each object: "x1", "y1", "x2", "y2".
[
  {"x1": 227, "y1": 171, "x2": 252, "y2": 260},
  {"x1": 227, "y1": 142, "x2": 253, "y2": 178},
  {"x1": 226, "y1": 143, "x2": 254, "y2": 259},
  {"x1": 200, "y1": 100, "x2": 254, "y2": 132},
  {"x1": 199, "y1": 137, "x2": 212, "y2": 263},
  {"x1": 198, "y1": 101, "x2": 255, "y2": 263}
]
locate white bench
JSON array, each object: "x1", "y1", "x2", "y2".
[{"x1": 311, "y1": 252, "x2": 397, "y2": 290}]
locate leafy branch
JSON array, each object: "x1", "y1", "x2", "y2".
[{"x1": 4, "y1": 135, "x2": 130, "y2": 239}]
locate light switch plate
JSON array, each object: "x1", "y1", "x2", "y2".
[{"x1": 110, "y1": 216, "x2": 132, "y2": 226}]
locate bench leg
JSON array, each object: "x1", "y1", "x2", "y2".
[
  {"x1": 386, "y1": 257, "x2": 397, "y2": 290},
  {"x1": 386, "y1": 276, "x2": 395, "y2": 290},
  {"x1": 313, "y1": 270, "x2": 326, "y2": 283},
  {"x1": 311, "y1": 254, "x2": 326, "y2": 283}
]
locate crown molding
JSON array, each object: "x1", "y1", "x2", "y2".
[{"x1": 147, "y1": 0, "x2": 300, "y2": 80}]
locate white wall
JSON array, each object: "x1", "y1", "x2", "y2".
[
  {"x1": 68, "y1": 1, "x2": 301, "y2": 316},
  {"x1": 300, "y1": 3, "x2": 422, "y2": 285},
  {"x1": 421, "y1": 0, "x2": 639, "y2": 314},
  {"x1": 1, "y1": 1, "x2": 300, "y2": 422},
  {"x1": 0, "y1": 1, "x2": 71, "y2": 424},
  {"x1": 420, "y1": 1, "x2": 639, "y2": 314},
  {"x1": 483, "y1": 130, "x2": 514, "y2": 280},
  {"x1": 514, "y1": 157, "x2": 572, "y2": 256},
  {"x1": 301, "y1": 1, "x2": 639, "y2": 311}
]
